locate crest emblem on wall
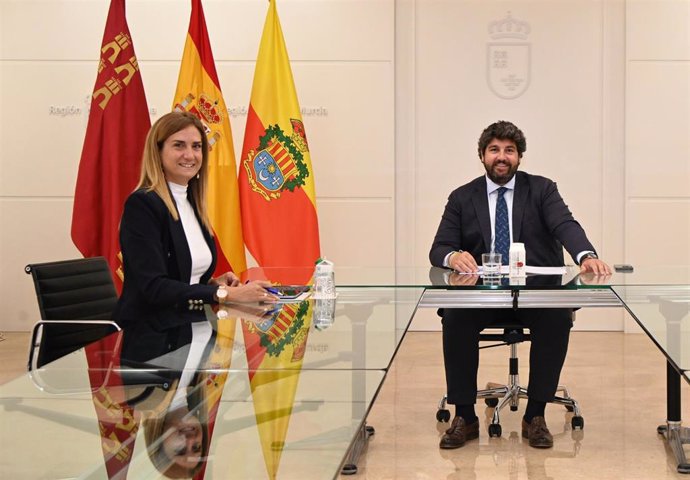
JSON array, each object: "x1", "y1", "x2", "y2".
[{"x1": 487, "y1": 12, "x2": 531, "y2": 100}]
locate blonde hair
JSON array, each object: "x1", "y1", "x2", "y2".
[
  {"x1": 142, "y1": 379, "x2": 209, "y2": 478},
  {"x1": 136, "y1": 111, "x2": 212, "y2": 232}
]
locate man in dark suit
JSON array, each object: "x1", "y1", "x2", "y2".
[{"x1": 429, "y1": 121, "x2": 611, "y2": 449}]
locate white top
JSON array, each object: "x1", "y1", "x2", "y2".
[
  {"x1": 169, "y1": 182, "x2": 212, "y2": 285},
  {"x1": 170, "y1": 320, "x2": 213, "y2": 410}
]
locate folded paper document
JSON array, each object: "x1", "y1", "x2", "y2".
[{"x1": 463, "y1": 266, "x2": 568, "y2": 275}]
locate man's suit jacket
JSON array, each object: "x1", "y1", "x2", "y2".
[
  {"x1": 113, "y1": 188, "x2": 218, "y2": 331},
  {"x1": 429, "y1": 171, "x2": 595, "y2": 268}
]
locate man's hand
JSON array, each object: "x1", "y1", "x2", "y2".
[
  {"x1": 580, "y1": 258, "x2": 612, "y2": 275},
  {"x1": 578, "y1": 271, "x2": 613, "y2": 285},
  {"x1": 449, "y1": 251, "x2": 479, "y2": 273},
  {"x1": 449, "y1": 272, "x2": 480, "y2": 286}
]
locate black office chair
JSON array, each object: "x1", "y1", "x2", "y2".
[
  {"x1": 435, "y1": 322, "x2": 584, "y2": 437},
  {"x1": 25, "y1": 256, "x2": 121, "y2": 370}
]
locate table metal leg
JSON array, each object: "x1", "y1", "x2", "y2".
[
  {"x1": 341, "y1": 423, "x2": 375, "y2": 475},
  {"x1": 658, "y1": 362, "x2": 690, "y2": 474}
]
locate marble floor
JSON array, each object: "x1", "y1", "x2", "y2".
[
  {"x1": 1, "y1": 330, "x2": 689, "y2": 479},
  {"x1": 351, "y1": 331, "x2": 690, "y2": 480}
]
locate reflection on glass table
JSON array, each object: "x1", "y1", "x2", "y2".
[
  {"x1": 612, "y1": 284, "x2": 690, "y2": 474},
  {"x1": 238, "y1": 264, "x2": 690, "y2": 289},
  {"x1": 1, "y1": 324, "x2": 387, "y2": 479},
  {"x1": 2, "y1": 287, "x2": 422, "y2": 479}
]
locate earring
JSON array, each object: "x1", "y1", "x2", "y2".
[{"x1": 196, "y1": 173, "x2": 200, "y2": 179}]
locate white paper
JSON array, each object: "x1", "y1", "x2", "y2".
[
  {"x1": 524, "y1": 266, "x2": 567, "y2": 275},
  {"x1": 460, "y1": 265, "x2": 567, "y2": 275}
]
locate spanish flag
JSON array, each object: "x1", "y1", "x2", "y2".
[
  {"x1": 239, "y1": 0, "x2": 320, "y2": 268},
  {"x1": 71, "y1": 0, "x2": 150, "y2": 291},
  {"x1": 193, "y1": 317, "x2": 236, "y2": 480},
  {"x1": 173, "y1": 0, "x2": 246, "y2": 274}
]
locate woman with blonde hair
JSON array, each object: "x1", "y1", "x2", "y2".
[{"x1": 113, "y1": 111, "x2": 275, "y2": 330}]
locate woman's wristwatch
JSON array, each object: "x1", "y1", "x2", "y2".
[{"x1": 216, "y1": 286, "x2": 228, "y2": 304}]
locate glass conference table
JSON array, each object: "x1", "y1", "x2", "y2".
[{"x1": 0, "y1": 265, "x2": 688, "y2": 478}]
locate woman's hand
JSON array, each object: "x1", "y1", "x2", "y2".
[
  {"x1": 219, "y1": 303, "x2": 279, "y2": 323},
  {"x1": 210, "y1": 271, "x2": 240, "y2": 287},
  {"x1": 225, "y1": 280, "x2": 279, "y2": 304}
]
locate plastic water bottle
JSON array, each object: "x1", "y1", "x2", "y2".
[
  {"x1": 313, "y1": 296, "x2": 336, "y2": 330},
  {"x1": 313, "y1": 258, "x2": 335, "y2": 298},
  {"x1": 313, "y1": 258, "x2": 336, "y2": 330}
]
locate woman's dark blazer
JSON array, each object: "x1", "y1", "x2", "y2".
[{"x1": 113, "y1": 188, "x2": 218, "y2": 330}]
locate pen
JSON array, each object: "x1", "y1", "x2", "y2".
[{"x1": 245, "y1": 280, "x2": 279, "y2": 295}]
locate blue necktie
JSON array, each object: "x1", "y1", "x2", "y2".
[{"x1": 495, "y1": 187, "x2": 510, "y2": 265}]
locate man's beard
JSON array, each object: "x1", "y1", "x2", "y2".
[{"x1": 484, "y1": 161, "x2": 519, "y2": 185}]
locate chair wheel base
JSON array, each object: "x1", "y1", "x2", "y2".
[
  {"x1": 488, "y1": 423, "x2": 502, "y2": 437},
  {"x1": 571, "y1": 415, "x2": 584, "y2": 430},
  {"x1": 436, "y1": 409, "x2": 451, "y2": 422}
]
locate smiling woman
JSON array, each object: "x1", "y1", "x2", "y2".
[
  {"x1": 160, "y1": 125, "x2": 204, "y2": 187},
  {"x1": 112, "y1": 111, "x2": 277, "y2": 333},
  {"x1": 142, "y1": 381, "x2": 210, "y2": 479}
]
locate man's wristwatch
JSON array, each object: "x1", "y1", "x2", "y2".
[{"x1": 580, "y1": 252, "x2": 598, "y2": 264}]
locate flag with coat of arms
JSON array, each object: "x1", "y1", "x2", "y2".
[
  {"x1": 239, "y1": 0, "x2": 320, "y2": 270},
  {"x1": 172, "y1": 0, "x2": 246, "y2": 275}
]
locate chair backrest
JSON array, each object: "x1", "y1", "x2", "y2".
[
  {"x1": 25, "y1": 256, "x2": 118, "y2": 320},
  {"x1": 25, "y1": 257, "x2": 119, "y2": 368}
]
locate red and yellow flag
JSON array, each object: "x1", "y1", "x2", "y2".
[
  {"x1": 173, "y1": 0, "x2": 246, "y2": 275},
  {"x1": 242, "y1": 301, "x2": 313, "y2": 479},
  {"x1": 71, "y1": 0, "x2": 150, "y2": 292},
  {"x1": 239, "y1": 0, "x2": 320, "y2": 268},
  {"x1": 85, "y1": 332, "x2": 140, "y2": 480}
]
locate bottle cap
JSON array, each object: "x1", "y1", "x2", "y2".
[{"x1": 316, "y1": 257, "x2": 334, "y2": 273}]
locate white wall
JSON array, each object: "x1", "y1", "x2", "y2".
[
  {"x1": 625, "y1": 0, "x2": 690, "y2": 264},
  {"x1": 398, "y1": 0, "x2": 628, "y2": 330},
  {"x1": 1, "y1": 0, "x2": 688, "y2": 332},
  {"x1": 0, "y1": 0, "x2": 395, "y2": 331},
  {"x1": 624, "y1": 0, "x2": 690, "y2": 331}
]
